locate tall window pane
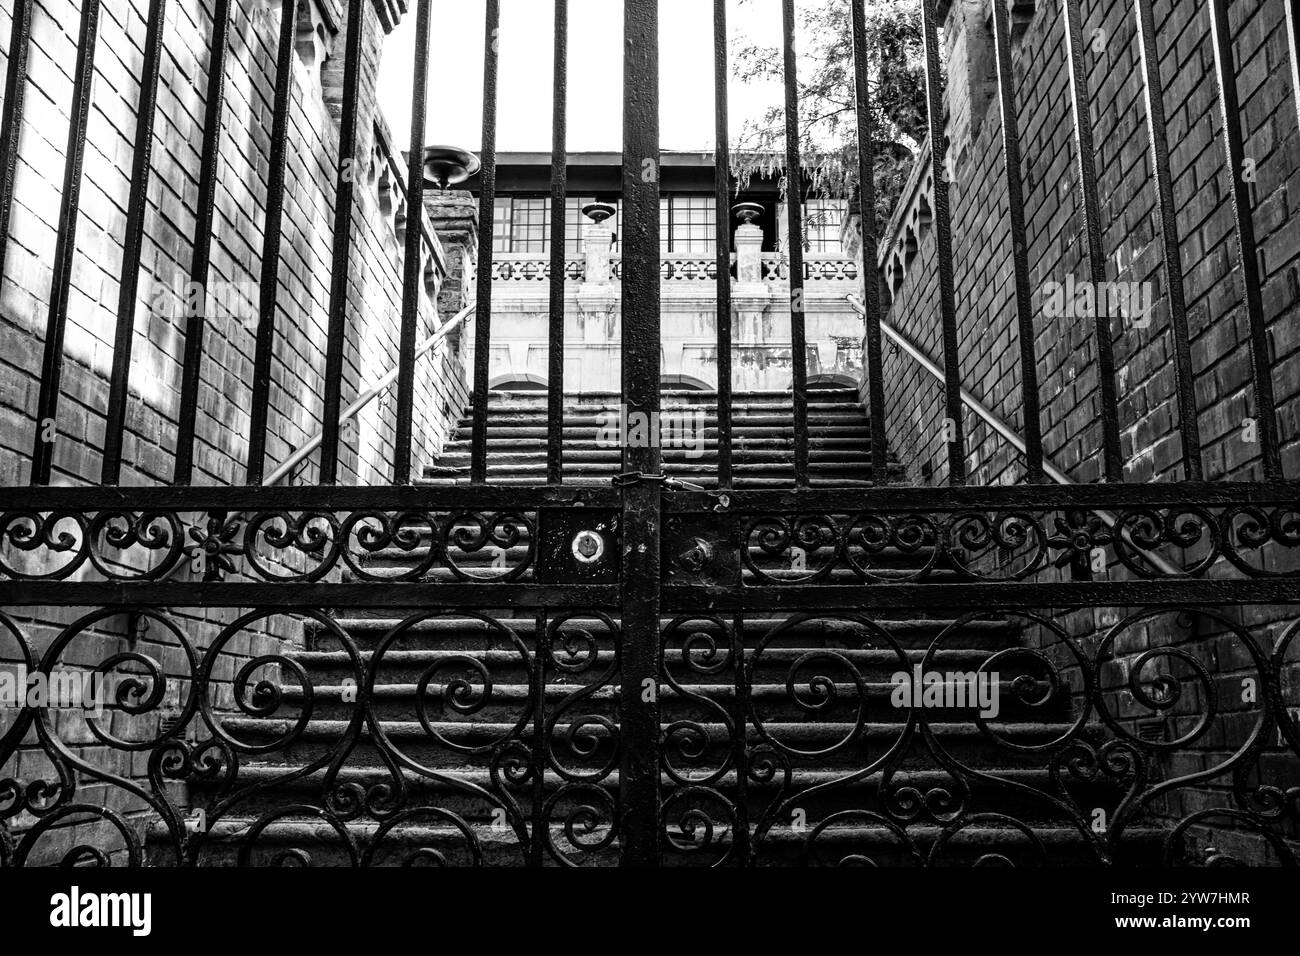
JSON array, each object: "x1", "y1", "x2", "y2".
[
  {"x1": 803, "y1": 199, "x2": 846, "y2": 254},
  {"x1": 660, "y1": 196, "x2": 716, "y2": 255},
  {"x1": 493, "y1": 198, "x2": 512, "y2": 253}
]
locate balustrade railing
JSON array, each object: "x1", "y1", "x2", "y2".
[{"x1": 486, "y1": 252, "x2": 861, "y2": 284}]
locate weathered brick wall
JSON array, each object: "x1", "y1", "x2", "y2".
[
  {"x1": 856, "y1": 0, "x2": 1300, "y2": 862},
  {"x1": 0, "y1": 0, "x2": 468, "y2": 862},
  {"x1": 0, "y1": 0, "x2": 465, "y2": 487},
  {"x1": 870, "y1": 0, "x2": 1300, "y2": 487}
]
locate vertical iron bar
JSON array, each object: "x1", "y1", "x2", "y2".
[
  {"x1": 546, "y1": 0, "x2": 568, "y2": 484},
  {"x1": 173, "y1": 0, "x2": 231, "y2": 485},
  {"x1": 919, "y1": 0, "x2": 965, "y2": 485},
  {"x1": 713, "y1": 0, "x2": 734, "y2": 488},
  {"x1": 246, "y1": 0, "x2": 298, "y2": 485},
  {"x1": 394, "y1": 0, "x2": 432, "y2": 485},
  {"x1": 620, "y1": 0, "x2": 661, "y2": 868},
  {"x1": 30, "y1": 0, "x2": 100, "y2": 486},
  {"x1": 849, "y1": 0, "x2": 888, "y2": 484},
  {"x1": 1288, "y1": 0, "x2": 1300, "y2": 137},
  {"x1": 1207, "y1": 0, "x2": 1283, "y2": 480},
  {"x1": 1060, "y1": 0, "x2": 1132, "y2": 481},
  {"x1": 101, "y1": 0, "x2": 168, "y2": 485},
  {"x1": 0, "y1": 0, "x2": 33, "y2": 293},
  {"x1": 1133, "y1": 0, "x2": 1204, "y2": 482},
  {"x1": 469, "y1": 0, "x2": 501, "y2": 485},
  {"x1": 728, "y1": 610, "x2": 749, "y2": 866},
  {"x1": 781, "y1": 0, "x2": 809, "y2": 485},
  {"x1": 989, "y1": 0, "x2": 1043, "y2": 482},
  {"x1": 528, "y1": 607, "x2": 548, "y2": 868},
  {"x1": 318, "y1": 0, "x2": 365, "y2": 486}
]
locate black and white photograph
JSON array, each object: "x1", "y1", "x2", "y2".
[{"x1": 0, "y1": 0, "x2": 1296, "y2": 937}]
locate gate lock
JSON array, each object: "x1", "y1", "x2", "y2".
[
  {"x1": 571, "y1": 529, "x2": 605, "y2": 564},
  {"x1": 537, "y1": 509, "x2": 620, "y2": 583}
]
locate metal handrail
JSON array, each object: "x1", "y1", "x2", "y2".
[
  {"x1": 162, "y1": 301, "x2": 475, "y2": 580},
  {"x1": 845, "y1": 293, "x2": 1182, "y2": 576},
  {"x1": 263, "y1": 300, "x2": 475, "y2": 488}
]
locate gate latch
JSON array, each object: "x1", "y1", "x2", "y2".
[
  {"x1": 613, "y1": 472, "x2": 704, "y2": 491},
  {"x1": 612, "y1": 471, "x2": 667, "y2": 488}
]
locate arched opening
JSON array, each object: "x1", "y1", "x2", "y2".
[
  {"x1": 780, "y1": 372, "x2": 861, "y2": 391},
  {"x1": 806, "y1": 372, "x2": 859, "y2": 390},
  {"x1": 490, "y1": 373, "x2": 548, "y2": 391},
  {"x1": 661, "y1": 373, "x2": 713, "y2": 391}
]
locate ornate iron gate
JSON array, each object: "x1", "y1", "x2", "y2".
[{"x1": 0, "y1": 0, "x2": 1298, "y2": 867}]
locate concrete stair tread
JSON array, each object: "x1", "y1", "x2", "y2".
[{"x1": 217, "y1": 717, "x2": 1073, "y2": 737}]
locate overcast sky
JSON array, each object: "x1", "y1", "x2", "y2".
[{"x1": 376, "y1": 0, "x2": 792, "y2": 152}]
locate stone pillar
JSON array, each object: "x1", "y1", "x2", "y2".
[
  {"x1": 731, "y1": 204, "x2": 772, "y2": 363},
  {"x1": 583, "y1": 221, "x2": 614, "y2": 285},
  {"x1": 424, "y1": 190, "x2": 479, "y2": 330},
  {"x1": 733, "y1": 207, "x2": 767, "y2": 292},
  {"x1": 577, "y1": 203, "x2": 618, "y2": 338},
  {"x1": 580, "y1": 203, "x2": 617, "y2": 285}
]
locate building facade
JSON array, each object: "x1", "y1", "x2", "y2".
[{"x1": 469, "y1": 151, "x2": 864, "y2": 394}]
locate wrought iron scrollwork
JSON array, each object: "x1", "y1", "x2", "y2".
[{"x1": 0, "y1": 509, "x2": 538, "y2": 583}]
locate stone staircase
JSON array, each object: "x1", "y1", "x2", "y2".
[
  {"x1": 424, "y1": 385, "x2": 906, "y2": 486},
  {"x1": 158, "y1": 387, "x2": 1160, "y2": 866}
]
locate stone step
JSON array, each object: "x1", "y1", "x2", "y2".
[
  {"x1": 211, "y1": 717, "x2": 1076, "y2": 772},
  {"x1": 342, "y1": 552, "x2": 953, "y2": 580},
  {"x1": 277, "y1": 677, "x2": 1067, "y2": 724},
  {"x1": 417, "y1": 476, "x2": 892, "y2": 488},
  {"x1": 174, "y1": 764, "x2": 1113, "y2": 825},
  {"x1": 336, "y1": 565, "x2": 965, "y2": 584},
  {"x1": 434, "y1": 449, "x2": 879, "y2": 468},
  {"x1": 442, "y1": 436, "x2": 888, "y2": 453},
  {"x1": 455, "y1": 412, "x2": 873, "y2": 431},
  {"x1": 303, "y1": 616, "x2": 1022, "y2": 652},
  {"x1": 425, "y1": 461, "x2": 885, "y2": 480},
  {"x1": 151, "y1": 817, "x2": 1166, "y2": 867},
  {"x1": 287, "y1": 649, "x2": 1030, "y2": 694},
  {"x1": 480, "y1": 388, "x2": 865, "y2": 408},
  {"x1": 454, "y1": 425, "x2": 876, "y2": 442}
]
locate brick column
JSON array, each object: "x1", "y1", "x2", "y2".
[{"x1": 424, "y1": 191, "x2": 480, "y2": 325}]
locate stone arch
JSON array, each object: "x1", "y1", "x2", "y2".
[
  {"x1": 661, "y1": 372, "x2": 714, "y2": 391},
  {"x1": 490, "y1": 372, "x2": 548, "y2": 391}
]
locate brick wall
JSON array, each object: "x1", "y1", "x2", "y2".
[
  {"x1": 868, "y1": 0, "x2": 1300, "y2": 488},
  {"x1": 0, "y1": 0, "x2": 469, "y2": 862},
  {"x1": 855, "y1": 0, "x2": 1300, "y2": 863}
]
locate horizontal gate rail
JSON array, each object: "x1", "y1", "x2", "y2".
[
  {"x1": 0, "y1": 582, "x2": 1295, "y2": 613},
  {"x1": 662, "y1": 480, "x2": 1300, "y2": 512},
  {"x1": 0, "y1": 583, "x2": 623, "y2": 609},
  {"x1": 0, "y1": 484, "x2": 620, "y2": 511}
]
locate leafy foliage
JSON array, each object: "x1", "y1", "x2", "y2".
[{"x1": 730, "y1": 0, "x2": 928, "y2": 238}]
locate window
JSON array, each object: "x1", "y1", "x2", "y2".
[
  {"x1": 803, "y1": 199, "x2": 846, "y2": 254},
  {"x1": 493, "y1": 197, "x2": 620, "y2": 255},
  {"x1": 660, "y1": 195, "x2": 715, "y2": 255},
  {"x1": 511, "y1": 198, "x2": 549, "y2": 252},
  {"x1": 492, "y1": 199, "x2": 512, "y2": 253}
]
